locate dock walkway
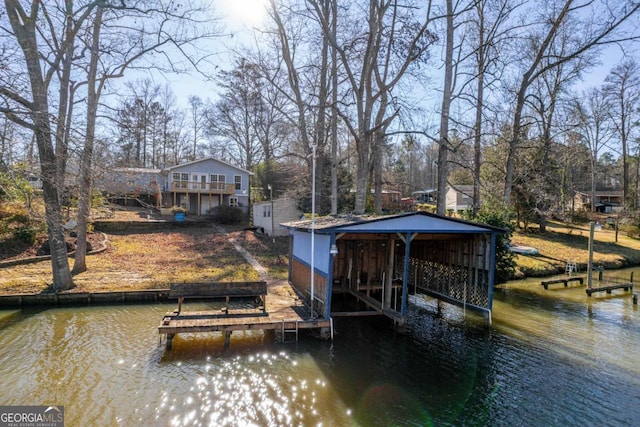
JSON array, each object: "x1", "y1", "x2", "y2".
[{"x1": 158, "y1": 288, "x2": 331, "y2": 349}]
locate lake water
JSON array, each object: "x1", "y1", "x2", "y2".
[{"x1": 0, "y1": 269, "x2": 638, "y2": 426}]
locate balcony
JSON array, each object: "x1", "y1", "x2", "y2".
[{"x1": 170, "y1": 181, "x2": 236, "y2": 195}]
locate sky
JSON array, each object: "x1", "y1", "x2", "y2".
[
  {"x1": 151, "y1": 0, "x2": 271, "y2": 108},
  {"x1": 123, "y1": 0, "x2": 635, "y2": 114}
]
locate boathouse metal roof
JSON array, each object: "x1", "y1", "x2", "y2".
[{"x1": 281, "y1": 211, "x2": 504, "y2": 234}]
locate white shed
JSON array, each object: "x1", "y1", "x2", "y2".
[{"x1": 253, "y1": 198, "x2": 303, "y2": 237}]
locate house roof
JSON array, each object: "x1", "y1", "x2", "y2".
[
  {"x1": 164, "y1": 157, "x2": 254, "y2": 175},
  {"x1": 575, "y1": 190, "x2": 623, "y2": 197},
  {"x1": 349, "y1": 189, "x2": 402, "y2": 194},
  {"x1": 281, "y1": 211, "x2": 504, "y2": 234},
  {"x1": 113, "y1": 167, "x2": 162, "y2": 174},
  {"x1": 448, "y1": 184, "x2": 474, "y2": 193}
]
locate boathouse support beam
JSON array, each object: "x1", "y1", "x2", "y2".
[
  {"x1": 325, "y1": 233, "x2": 338, "y2": 319},
  {"x1": 401, "y1": 232, "x2": 416, "y2": 316},
  {"x1": 487, "y1": 233, "x2": 497, "y2": 312},
  {"x1": 384, "y1": 236, "x2": 395, "y2": 310}
]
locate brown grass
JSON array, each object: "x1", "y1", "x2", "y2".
[
  {"x1": 511, "y1": 220, "x2": 640, "y2": 277},
  {"x1": 0, "y1": 225, "x2": 278, "y2": 294}
]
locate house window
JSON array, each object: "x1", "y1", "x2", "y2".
[
  {"x1": 229, "y1": 197, "x2": 238, "y2": 207},
  {"x1": 263, "y1": 205, "x2": 270, "y2": 217},
  {"x1": 210, "y1": 174, "x2": 226, "y2": 190},
  {"x1": 173, "y1": 172, "x2": 188, "y2": 188},
  {"x1": 234, "y1": 175, "x2": 242, "y2": 191}
]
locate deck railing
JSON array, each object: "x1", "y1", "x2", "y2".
[{"x1": 170, "y1": 181, "x2": 236, "y2": 194}]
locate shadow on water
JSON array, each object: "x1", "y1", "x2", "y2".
[{"x1": 0, "y1": 306, "x2": 52, "y2": 331}]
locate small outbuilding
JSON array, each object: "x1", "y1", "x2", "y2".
[
  {"x1": 253, "y1": 198, "x2": 303, "y2": 237},
  {"x1": 282, "y1": 211, "x2": 504, "y2": 326}
]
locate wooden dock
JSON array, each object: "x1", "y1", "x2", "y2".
[
  {"x1": 158, "y1": 281, "x2": 332, "y2": 350},
  {"x1": 586, "y1": 283, "x2": 633, "y2": 297},
  {"x1": 541, "y1": 277, "x2": 584, "y2": 289}
]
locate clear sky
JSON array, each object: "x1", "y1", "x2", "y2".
[
  {"x1": 160, "y1": 0, "x2": 270, "y2": 107},
  {"x1": 118, "y1": 1, "x2": 636, "y2": 114}
]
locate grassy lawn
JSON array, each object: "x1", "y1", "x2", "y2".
[
  {"x1": 2, "y1": 209, "x2": 640, "y2": 294},
  {"x1": 510, "y1": 220, "x2": 640, "y2": 277},
  {"x1": 0, "y1": 226, "x2": 287, "y2": 294}
]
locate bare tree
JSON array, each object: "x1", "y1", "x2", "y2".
[
  {"x1": 502, "y1": 0, "x2": 640, "y2": 204},
  {"x1": 1, "y1": 0, "x2": 92, "y2": 290},
  {"x1": 466, "y1": 0, "x2": 518, "y2": 215},
  {"x1": 309, "y1": 0, "x2": 438, "y2": 214},
  {"x1": 188, "y1": 95, "x2": 204, "y2": 161},
  {"x1": 603, "y1": 59, "x2": 640, "y2": 209},
  {"x1": 73, "y1": 4, "x2": 104, "y2": 275},
  {"x1": 435, "y1": 0, "x2": 455, "y2": 215},
  {"x1": 570, "y1": 87, "x2": 615, "y2": 212}
]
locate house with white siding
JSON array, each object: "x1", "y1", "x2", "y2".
[
  {"x1": 253, "y1": 198, "x2": 303, "y2": 237},
  {"x1": 445, "y1": 185, "x2": 473, "y2": 213}
]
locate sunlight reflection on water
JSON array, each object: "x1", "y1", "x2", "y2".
[{"x1": 154, "y1": 352, "x2": 340, "y2": 427}]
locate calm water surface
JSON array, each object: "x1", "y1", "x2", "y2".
[{"x1": 1, "y1": 269, "x2": 639, "y2": 426}]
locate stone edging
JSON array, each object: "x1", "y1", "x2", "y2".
[
  {"x1": 0, "y1": 288, "x2": 172, "y2": 307},
  {"x1": 0, "y1": 232, "x2": 109, "y2": 269}
]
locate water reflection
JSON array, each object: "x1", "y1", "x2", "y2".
[{"x1": 0, "y1": 268, "x2": 638, "y2": 426}]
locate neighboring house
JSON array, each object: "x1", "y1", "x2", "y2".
[
  {"x1": 573, "y1": 190, "x2": 623, "y2": 213},
  {"x1": 445, "y1": 185, "x2": 473, "y2": 213},
  {"x1": 95, "y1": 167, "x2": 162, "y2": 206},
  {"x1": 164, "y1": 158, "x2": 253, "y2": 215},
  {"x1": 253, "y1": 198, "x2": 303, "y2": 237}
]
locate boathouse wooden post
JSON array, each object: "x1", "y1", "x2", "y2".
[
  {"x1": 400, "y1": 233, "x2": 415, "y2": 316},
  {"x1": 587, "y1": 222, "x2": 595, "y2": 290},
  {"x1": 324, "y1": 233, "x2": 338, "y2": 319},
  {"x1": 486, "y1": 233, "x2": 497, "y2": 326},
  {"x1": 384, "y1": 237, "x2": 395, "y2": 309}
]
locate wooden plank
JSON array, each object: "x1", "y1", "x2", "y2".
[
  {"x1": 330, "y1": 310, "x2": 382, "y2": 317},
  {"x1": 158, "y1": 316, "x2": 330, "y2": 335},
  {"x1": 169, "y1": 281, "x2": 267, "y2": 298}
]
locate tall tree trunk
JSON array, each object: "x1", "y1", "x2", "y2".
[
  {"x1": 6, "y1": 0, "x2": 74, "y2": 290},
  {"x1": 354, "y1": 133, "x2": 371, "y2": 214},
  {"x1": 73, "y1": 6, "x2": 103, "y2": 274},
  {"x1": 330, "y1": 0, "x2": 338, "y2": 215},
  {"x1": 54, "y1": 0, "x2": 74, "y2": 191},
  {"x1": 472, "y1": 1, "x2": 485, "y2": 216},
  {"x1": 436, "y1": 0, "x2": 454, "y2": 216}
]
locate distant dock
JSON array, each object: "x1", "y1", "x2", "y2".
[{"x1": 541, "y1": 277, "x2": 584, "y2": 289}]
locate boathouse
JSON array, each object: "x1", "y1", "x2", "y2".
[{"x1": 282, "y1": 212, "x2": 504, "y2": 326}]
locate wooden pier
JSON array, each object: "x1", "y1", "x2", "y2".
[
  {"x1": 158, "y1": 282, "x2": 332, "y2": 350},
  {"x1": 585, "y1": 271, "x2": 634, "y2": 297},
  {"x1": 541, "y1": 277, "x2": 584, "y2": 290},
  {"x1": 586, "y1": 283, "x2": 633, "y2": 297}
]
